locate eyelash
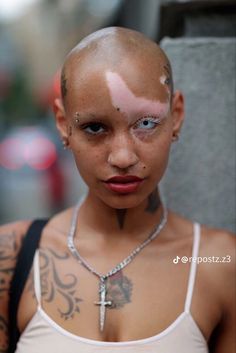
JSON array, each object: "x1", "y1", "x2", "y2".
[
  {"x1": 81, "y1": 122, "x2": 106, "y2": 135},
  {"x1": 134, "y1": 116, "x2": 162, "y2": 130},
  {"x1": 80, "y1": 116, "x2": 162, "y2": 135}
]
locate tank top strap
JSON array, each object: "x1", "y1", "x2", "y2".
[
  {"x1": 184, "y1": 222, "x2": 201, "y2": 313},
  {"x1": 33, "y1": 249, "x2": 42, "y2": 306}
]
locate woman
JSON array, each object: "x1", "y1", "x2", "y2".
[{"x1": 0, "y1": 27, "x2": 235, "y2": 353}]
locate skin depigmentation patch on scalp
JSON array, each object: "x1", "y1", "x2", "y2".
[
  {"x1": 160, "y1": 75, "x2": 167, "y2": 85},
  {"x1": 105, "y1": 71, "x2": 170, "y2": 123}
]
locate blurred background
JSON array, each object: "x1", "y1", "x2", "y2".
[{"x1": 0, "y1": 0, "x2": 235, "y2": 232}]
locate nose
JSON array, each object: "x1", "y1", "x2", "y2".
[{"x1": 107, "y1": 133, "x2": 139, "y2": 170}]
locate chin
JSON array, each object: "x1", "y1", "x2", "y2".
[{"x1": 99, "y1": 192, "x2": 147, "y2": 210}]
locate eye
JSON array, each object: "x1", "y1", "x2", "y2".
[
  {"x1": 135, "y1": 116, "x2": 161, "y2": 130},
  {"x1": 82, "y1": 122, "x2": 105, "y2": 135}
]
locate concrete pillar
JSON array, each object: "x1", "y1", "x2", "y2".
[{"x1": 160, "y1": 38, "x2": 236, "y2": 232}]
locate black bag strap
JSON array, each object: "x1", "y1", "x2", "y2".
[{"x1": 8, "y1": 219, "x2": 49, "y2": 353}]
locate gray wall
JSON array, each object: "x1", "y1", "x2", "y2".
[{"x1": 160, "y1": 38, "x2": 236, "y2": 233}]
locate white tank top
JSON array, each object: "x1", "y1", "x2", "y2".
[{"x1": 15, "y1": 223, "x2": 208, "y2": 353}]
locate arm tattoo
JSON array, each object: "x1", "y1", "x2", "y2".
[
  {"x1": 0, "y1": 316, "x2": 8, "y2": 352},
  {"x1": 106, "y1": 271, "x2": 133, "y2": 309},
  {"x1": 0, "y1": 232, "x2": 18, "y2": 298},
  {"x1": 38, "y1": 248, "x2": 83, "y2": 320},
  {"x1": 61, "y1": 68, "x2": 68, "y2": 99},
  {"x1": 116, "y1": 209, "x2": 127, "y2": 230},
  {"x1": 0, "y1": 231, "x2": 21, "y2": 352},
  {"x1": 145, "y1": 188, "x2": 161, "y2": 214},
  {"x1": 0, "y1": 232, "x2": 17, "y2": 258}
]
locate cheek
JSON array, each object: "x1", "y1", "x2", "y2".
[
  {"x1": 71, "y1": 145, "x2": 106, "y2": 184},
  {"x1": 132, "y1": 129, "x2": 158, "y2": 141},
  {"x1": 73, "y1": 152, "x2": 95, "y2": 185},
  {"x1": 141, "y1": 137, "x2": 172, "y2": 178}
]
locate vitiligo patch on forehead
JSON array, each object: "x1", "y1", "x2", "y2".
[
  {"x1": 160, "y1": 75, "x2": 166, "y2": 85},
  {"x1": 105, "y1": 71, "x2": 169, "y2": 122},
  {"x1": 160, "y1": 74, "x2": 171, "y2": 97}
]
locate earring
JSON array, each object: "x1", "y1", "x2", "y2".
[
  {"x1": 172, "y1": 133, "x2": 179, "y2": 142},
  {"x1": 62, "y1": 136, "x2": 69, "y2": 149}
]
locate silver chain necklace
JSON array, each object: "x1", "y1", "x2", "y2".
[{"x1": 67, "y1": 198, "x2": 168, "y2": 332}]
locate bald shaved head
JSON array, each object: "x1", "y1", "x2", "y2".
[
  {"x1": 54, "y1": 27, "x2": 184, "y2": 211},
  {"x1": 60, "y1": 27, "x2": 173, "y2": 107}
]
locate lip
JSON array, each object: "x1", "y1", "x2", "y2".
[
  {"x1": 104, "y1": 175, "x2": 144, "y2": 194},
  {"x1": 106, "y1": 175, "x2": 143, "y2": 183}
]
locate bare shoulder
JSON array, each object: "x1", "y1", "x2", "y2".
[
  {"x1": 42, "y1": 207, "x2": 74, "y2": 245},
  {"x1": 170, "y1": 212, "x2": 235, "y2": 300},
  {"x1": 46, "y1": 207, "x2": 74, "y2": 234},
  {"x1": 196, "y1": 224, "x2": 236, "y2": 282},
  {"x1": 200, "y1": 225, "x2": 236, "y2": 266},
  {"x1": 200, "y1": 225, "x2": 236, "y2": 313},
  {"x1": 0, "y1": 219, "x2": 32, "y2": 259},
  {"x1": 169, "y1": 212, "x2": 235, "y2": 265},
  {"x1": 0, "y1": 219, "x2": 34, "y2": 260},
  {"x1": 0, "y1": 219, "x2": 32, "y2": 239},
  {"x1": 198, "y1": 226, "x2": 236, "y2": 350}
]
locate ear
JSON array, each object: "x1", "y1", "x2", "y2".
[
  {"x1": 53, "y1": 98, "x2": 68, "y2": 139},
  {"x1": 170, "y1": 90, "x2": 185, "y2": 139}
]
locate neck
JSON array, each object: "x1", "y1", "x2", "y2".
[{"x1": 77, "y1": 187, "x2": 164, "y2": 241}]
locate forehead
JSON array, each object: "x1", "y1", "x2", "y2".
[{"x1": 66, "y1": 56, "x2": 168, "y2": 113}]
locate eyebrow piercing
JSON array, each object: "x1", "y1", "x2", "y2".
[{"x1": 75, "y1": 112, "x2": 79, "y2": 123}]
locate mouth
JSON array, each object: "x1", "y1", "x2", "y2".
[{"x1": 104, "y1": 175, "x2": 144, "y2": 194}]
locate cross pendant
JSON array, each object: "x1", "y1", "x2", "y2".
[{"x1": 94, "y1": 281, "x2": 112, "y2": 331}]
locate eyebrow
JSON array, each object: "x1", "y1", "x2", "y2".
[
  {"x1": 73, "y1": 112, "x2": 97, "y2": 120},
  {"x1": 73, "y1": 110, "x2": 166, "y2": 127},
  {"x1": 74, "y1": 106, "x2": 169, "y2": 118},
  {"x1": 74, "y1": 93, "x2": 170, "y2": 121}
]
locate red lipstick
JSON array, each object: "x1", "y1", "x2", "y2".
[{"x1": 104, "y1": 175, "x2": 144, "y2": 194}]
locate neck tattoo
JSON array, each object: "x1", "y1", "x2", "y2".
[
  {"x1": 67, "y1": 199, "x2": 168, "y2": 332},
  {"x1": 116, "y1": 209, "x2": 127, "y2": 229}
]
